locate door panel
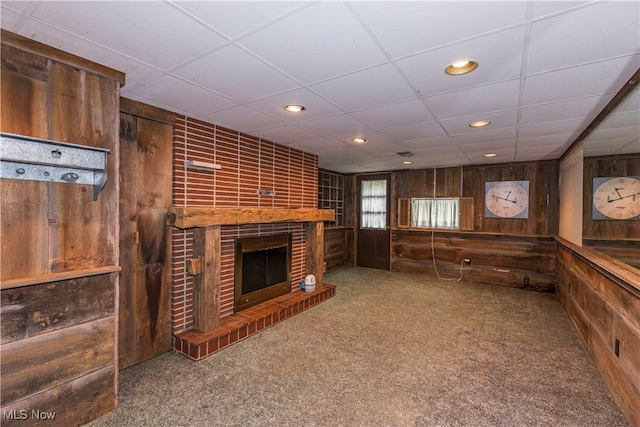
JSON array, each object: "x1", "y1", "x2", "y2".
[
  {"x1": 119, "y1": 112, "x2": 172, "y2": 368},
  {"x1": 357, "y1": 174, "x2": 390, "y2": 270}
]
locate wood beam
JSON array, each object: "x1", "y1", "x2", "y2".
[{"x1": 167, "y1": 207, "x2": 334, "y2": 229}]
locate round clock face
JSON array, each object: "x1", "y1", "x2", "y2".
[
  {"x1": 485, "y1": 181, "x2": 529, "y2": 218},
  {"x1": 593, "y1": 177, "x2": 640, "y2": 220}
]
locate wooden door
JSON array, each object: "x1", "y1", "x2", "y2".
[
  {"x1": 357, "y1": 174, "x2": 390, "y2": 270},
  {"x1": 118, "y1": 109, "x2": 172, "y2": 368}
]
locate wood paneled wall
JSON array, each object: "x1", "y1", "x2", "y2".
[
  {"x1": 556, "y1": 239, "x2": 640, "y2": 427},
  {"x1": 0, "y1": 31, "x2": 123, "y2": 426}
]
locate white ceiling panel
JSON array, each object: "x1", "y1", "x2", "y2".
[
  {"x1": 30, "y1": 1, "x2": 226, "y2": 70},
  {"x1": 377, "y1": 122, "x2": 445, "y2": 142},
  {"x1": 172, "y1": 44, "x2": 300, "y2": 103},
  {"x1": 424, "y1": 79, "x2": 521, "y2": 120},
  {"x1": 350, "y1": 99, "x2": 437, "y2": 131},
  {"x1": 2, "y1": 1, "x2": 637, "y2": 173},
  {"x1": 351, "y1": 1, "x2": 528, "y2": 59},
  {"x1": 522, "y1": 56, "x2": 639, "y2": 106},
  {"x1": 126, "y1": 75, "x2": 238, "y2": 117},
  {"x1": 441, "y1": 110, "x2": 519, "y2": 136},
  {"x1": 309, "y1": 63, "x2": 416, "y2": 112},
  {"x1": 170, "y1": 1, "x2": 309, "y2": 40},
  {"x1": 203, "y1": 105, "x2": 286, "y2": 133},
  {"x1": 397, "y1": 26, "x2": 526, "y2": 97},
  {"x1": 527, "y1": 1, "x2": 640, "y2": 75},
  {"x1": 238, "y1": 1, "x2": 388, "y2": 84}
]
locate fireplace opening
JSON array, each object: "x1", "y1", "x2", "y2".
[{"x1": 234, "y1": 233, "x2": 292, "y2": 312}]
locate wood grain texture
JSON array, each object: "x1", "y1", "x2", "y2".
[
  {"x1": 168, "y1": 207, "x2": 334, "y2": 228},
  {"x1": 1, "y1": 316, "x2": 115, "y2": 406},
  {"x1": 556, "y1": 240, "x2": 640, "y2": 427},
  {"x1": 305, "y1": 221, "x2": 325, "y2": 287},
  {"x1": 192, "y1": 226, "x2": 221, "y2": 332},
  {"x1": 1, "y1": 273, "x2": 114, "y2": 344},
  {"x1": 0, "y1": 365, "x2": 115, "y2": 427},
  {"x1": 118, "y1": 111, "x2": 172, "y2": 369}
]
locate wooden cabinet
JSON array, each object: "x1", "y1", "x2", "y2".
[{"x1": 0, "y1": 30, "x2": 123, "y2": 426}]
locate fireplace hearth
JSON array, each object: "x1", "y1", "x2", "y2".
[{"x1": 234, "y1": 233, "x2": 292, "y2": 312}]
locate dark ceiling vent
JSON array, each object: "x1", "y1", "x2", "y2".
[{"x1": 397, "y1": 151, "x2": 414, "y2": 157}]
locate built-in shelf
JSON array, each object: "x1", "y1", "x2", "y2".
[
  {"x1": 185, "y1": 160, "x2": 221, "y2": 171},
  {"x1": 318, "y1": 169, "x2": 344, "y2": 227},
  {"x1": 0, "y1": 132, "x2": 109, "y2": 201}
]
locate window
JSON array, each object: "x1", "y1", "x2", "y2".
[
  {"x1": 411, "y1": 198, "x2": 459, "y2": 229},
  {"x1": 361, "y1": 179, "x2": 387, "y2": 229}
]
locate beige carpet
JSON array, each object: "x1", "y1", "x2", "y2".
[{"x1": 87, "y1": 267, "x2": 627, "y2": 426}]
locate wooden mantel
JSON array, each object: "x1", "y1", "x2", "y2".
[
  {"x1": 167, "y1": 207, "x2": 334, "y2": 229},
  {"x1": 167, "y1": 207, "x2": 334, "y2": 333}
]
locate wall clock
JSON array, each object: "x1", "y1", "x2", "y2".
[
  {"x1": 592, "y1": 176, "x2": 640, "y2": 220},
  {"x1": 484, "y1": 180, "x2": 529, "y2": 219}
]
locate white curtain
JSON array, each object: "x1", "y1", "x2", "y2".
[
  {"x1": 411, "y1": 198, "x2": 459, "y2": 229},
  {"x1": 361, "y1": 180, "x2": 387, "y2": 229}
]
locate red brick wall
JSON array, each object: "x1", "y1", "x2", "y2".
[{"x1": 171, "y1": 116, "x2": 318, "y2": 334}]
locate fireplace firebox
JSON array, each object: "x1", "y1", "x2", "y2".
[{"x1": 234, "y1": 233, "x2": 292, "y2": 312}]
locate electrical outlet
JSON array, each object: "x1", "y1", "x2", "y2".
[
  {"x1": 463, "y1": 258, "x2": 471, "y2": 265},
  {"x1": 524, "y1": 276, "x2": 530, "y2": 286}
]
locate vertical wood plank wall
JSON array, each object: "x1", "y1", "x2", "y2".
[
  {"x1": 171, "y1": 116, "x2": 318, "y2": 336},
  {"x1": 0, "y1": 31, "x2": 123, "y2": 426}
]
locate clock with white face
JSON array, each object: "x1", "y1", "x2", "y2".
[
  {"x1": 592, "y1": 176, "x2": 640, "y2": 220},
  {"x1": 485, "y1": 180, "x2": 529, "y2": 219}
]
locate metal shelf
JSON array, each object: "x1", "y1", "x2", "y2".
[{"x1": 0, "y1": 132, "x2": 109, "y2": 201}]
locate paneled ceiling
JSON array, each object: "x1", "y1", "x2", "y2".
[{"x1": 2, "y1": 1, "x2": 638, "y2": 173}]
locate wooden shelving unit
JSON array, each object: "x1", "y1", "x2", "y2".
[{"x1": 318, "y1": 169, "x2": 344, "y2": 227}]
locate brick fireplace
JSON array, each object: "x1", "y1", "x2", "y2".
[{"x1": 170, "y1": 117, "x2": 335, "y2": 360}]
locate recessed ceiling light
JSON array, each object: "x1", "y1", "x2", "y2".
[
  {"x1": 469, "y1": 120, "x2": 491, "y2": 128},
  {"x1": 284, "y1": 104, "x2": 305, "y2": 113},
  {"x1": 445, "y1": 59, "x2": 479, "y2": 75},
  {"x1": 402, "y1": 161, "x2": 413, "y2": 165},
  {"x1": 352, "y1": 137, "x2": 367, "y2": 143},
  {"x1": 484, "y1": 153, "x2": 497, "y2": 158}
]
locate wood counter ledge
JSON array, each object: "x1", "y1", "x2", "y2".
[
  {"x1": 167, "y1": 207, "x2": 334, "y2": 229},
  {"x1": 0, "y1": 266, "x2": 121, "y2": 290}
]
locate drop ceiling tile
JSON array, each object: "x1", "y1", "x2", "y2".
[
  {"x1": 424, "y1": 80, "x2": 521, "y2": 120},
  {"x1": 518, "y1": 117, "x2": 590, "y2": 139},
  {"x1": 31, "y1": 1, "x2": 227, "y2": 70},
  {"x1": 531, "y1": 1, "x2": 592, "y2": 19},
  {"x1": 441, "y1": 109, "x2": 518, "y2": 136},
  {"x1": 359, "y1": 142, "x2": 406, "y2": 156},
  {"x1": 398, "y1": 27, "x2": 526, "y2": 97},
  {"x1": 451, "y1": 127, "x2": 517, "y2": 145},
  {"x1": 397, "y1": 136, "x2": 456, "y2": 151},
  {"x1": 352, "y1": 1, "x2": 528, "y2": 59},
  {"x1": 125, "y1": 75, "x2": 238, "y2": 117},
  {"x1": 522, "y1": 56, "x2": 639, "y2": 106},
  {"x1": 173, "y1": 44, "x2": 300, "y2": 103},
  {"x1": 350, "y1": 99, "x2": 436, "y2": 130},
  {"x1": 584, "y1": 126, "x2": 640, "y2": 145},
  {"x1": 252, "y1": 125, "x2": 325, "y2": 146},
  {"x1": 296, "y1": 114, "x2": 370, "y2": 137},
  {"x1": 171, "y1": 1, "x2": 308, "y2": 39},
  {"x1": 519, "y1": 95, "x2": 609, "y2": 125},
  {"x1": 1, "y1": 1, "x2": 33, "y2": 14},
  {"x1": 247, "y1": 88, "x2": 343, "y2": 122},
  {"x1": 203, "y1": 106, "x2": 286, "y2": 133},
  {"x1": 527, "y1": 1, "x2": 640, "y2": 74},
  {"x1": 516, "y1": 144, "x2": 567, "y2": 161},
  {"x1": 518, "y1": 133, "x2": 575, "y2": 149},
  {"x1": 309, "y1": 64, "x2": 416, "y2": 112},
  {"x1": 238, "y1": 2, "x2": 388, "y2": 84},
  {"x1": 329, "y1": 130, "x2": 392, "y2": 146},
  {"x1": 0, "y1": 4, "x2": 25, "y2": 31},
  {"x1": 378, "y1": 122, "x2": 446, "y2": 142}
]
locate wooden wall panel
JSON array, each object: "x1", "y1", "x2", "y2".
[
  {"x1": 118, "y1": 108, "x2": 173, "y2": 369},
  {"x1": 556, "y1": 240, "x2": 640, "y2": 427},
  {"x1": 324, "y1": 227, "x2": 347, "y2": 270},
  {"x1": 392, "y1": 230, "x2": 556, "y2": 291},
  {"x1": 1, "y1": 31, "x2": 122, "y2": 426}
]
